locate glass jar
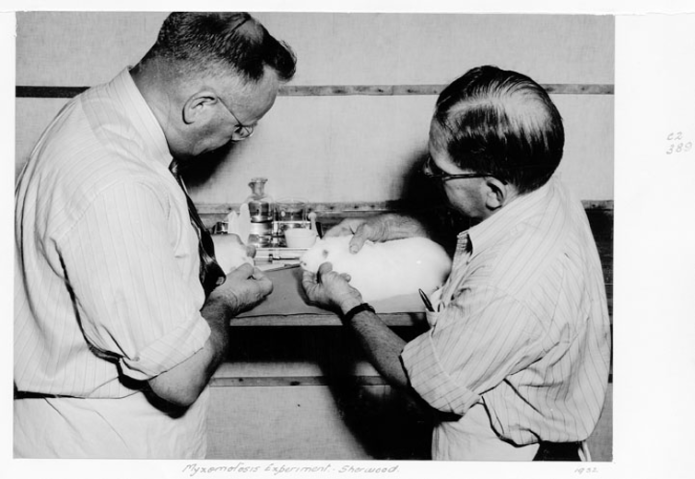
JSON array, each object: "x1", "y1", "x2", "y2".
[
  {"x1": 245, "y1": 178, "x2": 274, "y2": 247},
  {"x1": 245, "y1": 177, "x2": 274, "y2": 223}
]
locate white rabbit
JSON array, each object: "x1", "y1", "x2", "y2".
[
  {"x1": 300, "y1": 235, "x2": 452, "y2": 302},
  {"x1": 212, "y1": 234, "x2": 255, "y2": 273}
]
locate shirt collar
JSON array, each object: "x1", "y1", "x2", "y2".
[
  {"x1": 457, "y1": 176, "x2": 558, "y2": 256},
  {"x1": 109, "y1": 68, "x2": 174, "y2": 168}
]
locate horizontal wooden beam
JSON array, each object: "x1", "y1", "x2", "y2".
[
  {"x1": 210, "y1": 373, "x2": 612, "y2": 387},
  {"x1": 196, "y1": 200, "x2": 614, "y2": 217},
  {"x1": 230, "y1": 312, "x2": 423, "y2": 327},
  {"x1": 279, "y1": 84, "x2": 614, "y2": 96},
  {"x1": 16, "y1": 83, "x2": 614, "y2": 99},
  {"x1": 16, "y1": 86, "x2": 87, "y2": 98},
  {"x1": 210, "y1": 375, "x2": 390, "y2": 387}
]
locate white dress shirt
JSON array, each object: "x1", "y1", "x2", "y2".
[
  {"x1": 401, "y1": 177, "x2": 611, "y2": 460},
  {"x1": 15, "y1": 69, "x2": 211, "y2": 458}
]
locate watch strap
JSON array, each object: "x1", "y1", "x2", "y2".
[{"x1": 342, "y1": 303, "x2": 376, "y2": 323}]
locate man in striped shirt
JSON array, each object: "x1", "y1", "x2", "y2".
[
  {"x1": 302, "y1": 66, "x2": 612, "y2": 461},
  {"x1": 14, "y1": 13, "x2": 295, "y2": 458}
]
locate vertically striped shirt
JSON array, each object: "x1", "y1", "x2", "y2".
[
  {"x1": 14, "y1": 69, "x2": 210, "y2": 457},
  {"x1": 401, "y1": 177, "x2": 611, "y2": 455}
]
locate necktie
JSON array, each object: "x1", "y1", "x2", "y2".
[{"x1": 170, "y1": 163, "x2": 226, "y2": 298}]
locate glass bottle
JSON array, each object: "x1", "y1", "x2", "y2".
[
  {"x1": 246, "y1": 177, "x2": 274, "y2": 222},
  {"x1": 245, "y1": 178, "x2": 274, "y2": 247}
]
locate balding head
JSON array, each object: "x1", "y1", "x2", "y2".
[
  {"x1": 139, "y1": 12, "x2": 296, "y2": 86},
  {"x1": 431, "y1": 66, "x2": 564, "y2": 194},
  {"x1": 130, "y1": 12, "x2": 296, "y2": 160}
]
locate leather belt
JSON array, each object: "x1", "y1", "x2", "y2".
[{"x1": 533, "y1": 441, "x2": 582, "y2": 461}]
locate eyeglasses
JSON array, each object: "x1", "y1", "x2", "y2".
[
  {"x1": 218, "y1": 96, "x2": 256, "y2": 141},
  {"x1": 422, "y1": 156, "x2": 495, "y2": 183}
]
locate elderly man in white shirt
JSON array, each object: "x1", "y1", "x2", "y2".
[
  {"x1": 14, "y1": 12, "x2": 296, "y2": 458},
  {"x1": 302, "y1": 66, "x2": 611, "y2": 461}
]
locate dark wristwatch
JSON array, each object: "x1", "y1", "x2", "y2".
[{"x1": 341, "y1": 303, "x2": 376, "y2": 323}]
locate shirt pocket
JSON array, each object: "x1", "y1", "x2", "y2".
[
  {"x1": 425, "y1": 310, "x2": 442, "y2": 328},
  {"x1": 424, "y1": 287, "x2": 444, "y2": 327}
]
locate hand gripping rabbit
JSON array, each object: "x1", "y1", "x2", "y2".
[{"x1": 300, "y1": 235, "x2": 451, "y2": 302}]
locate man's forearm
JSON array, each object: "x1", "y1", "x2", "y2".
[
  {"x1": 199, "y1": 296, "x2": 235, "y2": 375},
  {"x1": 340, "y1": 302, "x2": 409, "y2": 389}
]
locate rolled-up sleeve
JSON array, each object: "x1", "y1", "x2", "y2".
[
  {"x1": 401, "y1": 285, "x2": 546, "y2": 416},
  {"x1": 402, "y1": 330, "x2": 480, "y2": 415},
  {"x1": 118, "y1": 314, "x2": 210, "y2": 381},
  {"x1": 60, "y1": 180, "x2": 210, "y2": 381}
]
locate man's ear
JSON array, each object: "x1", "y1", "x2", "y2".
[
  {"x1": 182, "y1": 91, "x2": 217, "y2": 125},
  {"x1": 484, "y1": 178, "x2": 511, "y2": 211}
]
